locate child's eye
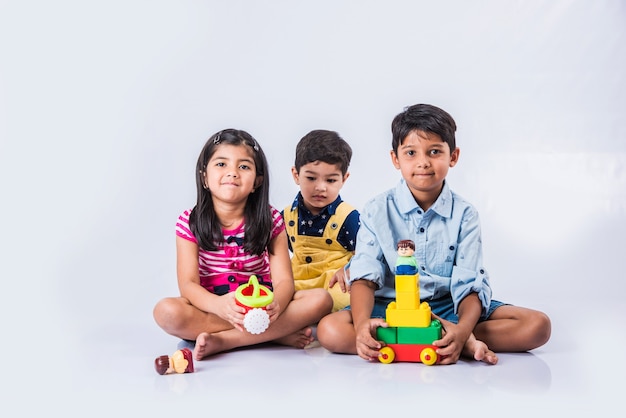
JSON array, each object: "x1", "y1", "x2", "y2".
[
  {"x1": 406, "y1": 150, "x2": 416, "y2": 156},
  {"x1": 305, "y1": 176, "x2": 316, "y2": 182},
  {"x1": 239, "y1": 164, "x2": 251, "y2": 170},
  {"x1": 327, "y1": 179, "x2": 337, "y2": 184},
  {"x1": 216, "y1": 162, "x2": 226, "y2": 167},
  {"x1": 429, "y1": 149, "x2": 441, "y2": 156}
]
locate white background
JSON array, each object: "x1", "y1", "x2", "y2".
[{"x1": 1, "y1": 0, "x2": 624, "y2": 415}]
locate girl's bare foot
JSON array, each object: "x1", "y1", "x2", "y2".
[
  {"x1": 274, "y1": 327, "x2": 314, "y2": 348},
  {"x1": 464, "y1": 334, "x2": 498, "y2": 365},
  {"x1": 193, "y1": 332, "x2": 224, "y2": 360}
]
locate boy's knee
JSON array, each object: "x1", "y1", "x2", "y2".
[
  {"x1": 316, "y1": 317, "x2": 333, "y2": 346},
  {"x1": 534, "y1": 312, "x2": 552, "y2": 347},
  {"x1": 316, "y1": 315, "x2": 344, "y2": 352},
  {"x1": 522, "y1": 311, "x2": 551, "y2": 350},
  {"x1": 318, "y1": 289, "x2": 334, "y2": 313},
  {"x1": 295, "y1": 288, "x2": 333, "y2": 314},
  {"x1": 310, "y1": 288, "x2": 334, "y2": 310}
]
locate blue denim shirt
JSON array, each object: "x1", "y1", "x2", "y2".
[{"x1": 347, "y1": 179, "x2": 492, "y2": 315}]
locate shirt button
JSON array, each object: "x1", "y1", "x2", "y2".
[
  {"x1": 419, "y1": 227, "x2": 425, "y2": 233},
  {"x1": 290, "y1": 236, "x2": 296, "y2": 242},
  {"x1": 325, "y1": 239, "x2": 333, "y2": 245},
  {"x1": 305, "y1": 256, "x2": 313, "y2": 263},
  {"x1": 479, "y1": 269, "x2": 485, "y2": 274},
  {"x1": 228, "y1": 275, "x2": 236, "y2": 282},
  {"x1": 421, "y1": 266, "x2": 426, "y2": 271},
  {"x1": 449, "y1": 246, "x2": 455, "y2": 251},
  {"x1": 288, "y1": 220, "x2": 295, "y2": 226}
]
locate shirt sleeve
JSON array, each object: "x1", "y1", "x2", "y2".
[
  {"x1": 346, "y1": 204, "x2": 387, "y2": 289},
  {"x1": 175, "y1": 209, "x2": 197, "y2": 243},
  {"x1": 448, "y1": 207, "x2": 492, "y2": 315},
  {"x1": 270, "y1": 206, "x2": 286, "y2": 240}
]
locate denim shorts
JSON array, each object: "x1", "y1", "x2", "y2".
[{"x1": 349, "y1": 295, "x2": 506, "y2": 324}]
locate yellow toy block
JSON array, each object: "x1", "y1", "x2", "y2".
[
  {"x1": 395, "y1": 274, "x2": 419, "y2": 293},
  {"x1": 396, "y1": 291, "x2": 419, "y2": 310},
  {"x1": 386, "y1": 301, "x2": 432, "y2": 328}
]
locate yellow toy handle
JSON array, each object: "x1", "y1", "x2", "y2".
[
  {"x1": 235, "y1": 275, "x2": 274, "y2": 308},
  {"x1": 249, "y1": 275, "x2": 260, "y2": 298}
]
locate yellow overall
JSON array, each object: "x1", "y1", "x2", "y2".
[{"x1": 283, "y1": 202, "x2": 355, "y2": 312}]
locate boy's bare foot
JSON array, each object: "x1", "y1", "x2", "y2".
[
  {"x1": 274, "y1": 327, "x2": 314, "y2": 348},
  {"x1": 193, "y1": 332, "x2": 223, "y2": 361},
  {"x1": 464, "y1": 335, "x2": 498, "y2": 365}
]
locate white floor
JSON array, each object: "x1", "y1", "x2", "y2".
[
  {"x1": 13, "y1": 275, "x2": 621, "y2": 417},
  {"x1": 53, "y1": 326, "x2": 620, "y2": 416}
]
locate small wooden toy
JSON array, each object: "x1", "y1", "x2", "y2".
[
  {"x1": 235, "y1": 275, "x2": 274, "y2": 334},
  {"x1": 154, "y1": 347, "x2": 195, "y2": 375},
  {"x1": 376, "y1": 240, "x2": 442, "y2": 365}
]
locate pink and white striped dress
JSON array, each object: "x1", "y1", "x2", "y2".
[{"x1": 176, "y1": 206, "x2": 285, "y2": 295}]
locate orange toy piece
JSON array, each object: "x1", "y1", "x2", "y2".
[
  {"x1": 154, "y1": 347, "x2": 195, "y2": 375},
  {"x1": 235, "y1": 275, "x2": 274, "y2": 334}
]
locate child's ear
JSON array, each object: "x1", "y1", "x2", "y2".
[
  {"x1": 390, "y1": 150, "x2": 400, "y2": 169},
  {"x1": 254, "y1": 176, "x2": 264, "y2": 189},
  {"x1": 342, "y1": 172, "x2": 350, "y2": 183},
  {"x1": 291, "y1": 166, "x2": 300, "y2": 184},
  {"x1": 449, "y1": 147, "x2": 460, "y2": 167}
]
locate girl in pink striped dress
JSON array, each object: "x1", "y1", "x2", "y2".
[{"x1": 153, "y1": 129, "x2": 333, "y2": 360}]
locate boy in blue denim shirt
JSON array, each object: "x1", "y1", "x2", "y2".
[{"x1": 317, "y1": 104, "x2": 551, "y2": 364}]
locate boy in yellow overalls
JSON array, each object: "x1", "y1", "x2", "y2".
[{"x1": 283, "y1": 130, "x2": 360, "y2": 312}]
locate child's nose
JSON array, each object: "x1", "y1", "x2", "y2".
[{"x1": 416, "y1": 155, "x2": 431, "y2": 168}]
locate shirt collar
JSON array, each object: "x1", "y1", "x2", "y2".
[
  {"x1": 396, "y1": 178, "x2": 453, "y2": 218},
  {"x1": 289, "y1": 192, "x2": 342, "y2": 216}
]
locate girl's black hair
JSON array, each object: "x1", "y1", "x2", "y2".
[{"x1": 188, "y1": 129, "x2": 273, "y2": 256}]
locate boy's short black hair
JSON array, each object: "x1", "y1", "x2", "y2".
[
  {"x1": 391, "y1": 104, "x2": 457, "y2": 153},
  {"x1": 294, "y1": 130, "x2": 352, "y2": 175}
]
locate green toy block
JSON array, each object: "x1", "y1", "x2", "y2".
[
  {"x1": 376, "y1": 326, "x2": 397, "y2": 344},
  {"x1": 397, "y1": 320, "x2": 442, "y2": 344}
]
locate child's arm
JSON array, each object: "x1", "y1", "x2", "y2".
[
  {"x1": 264, "y1": 230, "x2": 295, "y2": 323},
  {"x1": 176, "y1": 236, "x2": 246, "y2": 328},
  {"x1": 432, "y1": 292, "x2": 482, "y2": 364},
  {"x1": 351, "y1": 279, "x2": 387, "y2": 361},
  {"x1": 449, "y1": 208, "x2": 492, "y2": 316},
  {"x1": 328, "y1": 260, "x2": 352, "y2": 292}
]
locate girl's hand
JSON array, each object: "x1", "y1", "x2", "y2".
[
  {"x1": 355, "y1": 318, "x2": 388, "y2": 361},
  {"x1": 217, "y1": 292, "x2": 247, "y2": 332},
  {"x1": 264, "y1": 300, "x2": 281, "y2": 323}
]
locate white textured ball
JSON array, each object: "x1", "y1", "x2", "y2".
[{"x1": 243, "y1": 308, "x2": 270, "y2": 334}]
